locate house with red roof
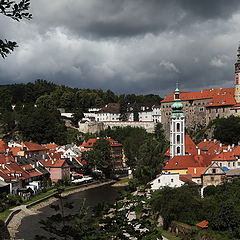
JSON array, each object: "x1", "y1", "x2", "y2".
[
  {"x1": 20, "y1": 142, "x2": 48, "y2": 157},
  {"x1": 39, "y1": 159, "x2": 70, "y2": 182},
  {"x1": 148, "y1": 172, "x2": 196, "y2": 191},
  {"x1": 202, "y1": 162, "x2": 225, "y2": 187},
  {"x1": 211, "y1": 150, "x2": 238, "y2": 169},
  {"x1": 81, "y1": 137, "x2": 124, "y2": 169}
]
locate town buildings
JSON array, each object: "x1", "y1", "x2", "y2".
[{"x1": 161, "y1": 44, "x2": 240, "y2": 135}]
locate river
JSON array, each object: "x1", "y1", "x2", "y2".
[{"x1": 15, "y1": 184, "x2": 122, "y2": 240}]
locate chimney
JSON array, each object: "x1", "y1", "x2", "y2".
[
  {"x1": 204, "y1": 139, "x2": 207, "y2": 142},
  {"x1": 220, "y1": 143, "x2": 222, "y2": 147},
  {"x1": 194, "y1": 168, "x2": 197, "y2": 174},
  {"x1": 198, "y1": 149, "x2": 201, "y2": 155},
  {"x1": 214, "y1": 139, "x2": 217, "y2": 142},
  {"x1": 232, "y1": 144, "x2": 235, "y2": 148},
  {"x1": 228, "y1": 145, "x2": 231, "y2": 151}
]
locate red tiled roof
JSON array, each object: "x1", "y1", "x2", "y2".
[
  {"x1": 179, "y1": 174, "x2": 196, "y2": 185},
  {"x1": 23, "y1": 142, "x2": 47, "y2": 151},
  {"x1": 163, "y1": 154, "x2": 207, "y2": 170},
  {"x1": 39, "y1": 159, "x2": 68, "y2": 168},
  {"x1": 81, "y1": 138, "x2": 123, "y2": 148},
  {"x1": 196, "y1": 220, "x2": 209, "y2": 229},
  {"x1": 211, "y1": 151, "x2": 237, "y2": 161},
  {"x1": 45, "y1": 143, "x2": 59, "y2": 150},
  {"x1": 233, "y1": 146, "x2": 240, "y2": 156},
  {"x1": 161, "y1": 87, "x2": 238, "y2": 108},
  {"x1": 10, "y1": 147, "x2": 21, "y2": 156},
  {"x1": 187, "y1": 167, "x2": 207, "y2": 178},
  {"x1": 0, "y1": 140, "x2": 8, "y2": 153}
]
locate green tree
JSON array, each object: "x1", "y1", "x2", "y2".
[
  {"x1": 135, "y1": 137, "x2": 167, "y2": 184},
  {"x1": 83, "y1": 139, "x2": 112, "y2": 177},
  {"x1": 119, "y1": 95, "x2": 128, "y2": 121},
  {"x1": 0, "y1": 0, "x2": 32, "y2": 58},
  {"x1": 213, "y1": 116, "x2": 240, "y2": 144}
]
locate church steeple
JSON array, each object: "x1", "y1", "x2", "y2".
[
  {"x1": 234, "y1": 43, "x2": 240, "y2": 103},
  {"x1": 170, "y1": 83, "x2": 185, "y2": 158}
]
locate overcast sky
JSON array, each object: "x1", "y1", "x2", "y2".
[{"x1": 1, "y1": 0, "x2": 240, "y2": 96}]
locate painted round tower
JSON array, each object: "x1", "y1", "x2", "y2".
[{"x1": 170, "y1": 85, "x2": 185, "y2": 159}]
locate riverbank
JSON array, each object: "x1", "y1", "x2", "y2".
[{"x1": 7, "y1": 180, "x2": 116, "y2": 239}]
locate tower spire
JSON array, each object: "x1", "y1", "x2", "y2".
[{"x1": 170, "y1": 84, "x2": 185, "y2": 158}]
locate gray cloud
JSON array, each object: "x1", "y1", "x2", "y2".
[{"x1": 0, "y1": 0, "x2": 240, "y2": 96}]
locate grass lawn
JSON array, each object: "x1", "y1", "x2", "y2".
[
  {"x1": 116, "y1": 178, "x2": 130, "y2": 184},
  {"x1": 0, "y1": 209, "x2": 12, "y2": 221},
  {"x1": 24, "y1": 188, "x2": 57, "y2": 205}
]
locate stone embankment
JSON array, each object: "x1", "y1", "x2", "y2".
[{"x1": 6, "y1": 180, "x2": 115, "y2": 239}]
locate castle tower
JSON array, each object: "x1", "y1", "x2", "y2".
[
  {"x1": 234, "y1": 43, "x2": 240, "y2": 103},
  {"x1": 170, "y1": 85, "x2": 185, "y2": 158}
]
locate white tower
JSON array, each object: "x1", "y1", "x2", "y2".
[
  {"x1": 170, "y1": 86, "x2": 185, "y2": 158},
  {"x1": 234, "y1": 43, "x2": 240, "y2": 103}
]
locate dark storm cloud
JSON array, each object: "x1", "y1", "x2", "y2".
[
  {"x1": 0, "y1": 0, "x2": 240, "y2": 95},
  {"x1": 30, "y1": 0, "x2": 240, "y2": 38}
]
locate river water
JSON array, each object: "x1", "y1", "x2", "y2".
[{"x1": 16, "y1": 184, "x2": 122, "y2": 240}]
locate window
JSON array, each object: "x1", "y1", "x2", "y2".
[
  {"x1": 177, "y1": 123, "x2": 180, "y2": 132},
  {"x1": 212, "y1": 169, "x2": 216, "y2": 174},
  {"x1": 233, "y1": 162, "x2": 235, "y2": 167},
  {"x1": 211, "y1": 177, "x2": 214, "y2": 181},
  {"x1": 171, "y1": 179, "x2": 174, "y2": 183},
  {"x1": 177, "y1": 147, "x2": 180, "y2": 154},
  {"x1": 177, "y1": 135, "x2": 180, "y2": 143},
  {"x1": 228, "y1": 162, "x2": 230, "y2": 167},
  {"x1": 158, "y1": 179, "x2": 160, "y2": 183}
]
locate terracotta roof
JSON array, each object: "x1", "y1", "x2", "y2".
[
  {"x1": 179, "y1": 174, "x2": 196, "y2": 185},
  {"x1": 196, "y1": 220, "x2": 209, "y2": 229},
  {"x1": 45, "y1": 143, "x2": 59, "y2": 150},
  {"x1": 81, "y1": 138, "x2": 123, "y2": 148},
  {"x1": 0, "y1": 140, "x2": 8, "y2": 153},
  {"x1": 10, "y1": 147, "x2": 21, "y2": 156},
  {"x1": 163, "y1": 154, "x2": 207, "y2": 170},
  {"x1": 23, "y1": 142, "x2": 48, "y2": 151},
  {"x1": 39, "y1": 159, "x2": 68, "y2": 168},
  {"x1": 233, "y1": 146, "x2": 240, "y2": 156},
  {"x1": 187, "y1": 167, "x2": 207, "y2": 178},
  {"x1": 211, "y1": 151, "x2": 237, "y2": 161},
  {"x1": 162, "y1": 87, "x2": 238, "y2": 108}
]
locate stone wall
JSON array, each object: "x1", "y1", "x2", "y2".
[{"x1": 78, "y1": 121, "x2": 156, "y2": 133}]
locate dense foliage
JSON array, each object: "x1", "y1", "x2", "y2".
[
  {"x1": 0, "y1": 0, "x2": 32, "y2": 58},
  {"x1": 82, "y1": 139, "x2": 113, "y2": 177},
  {"x1": 151, "y1": 179, "x2": 240, "y2": 239},
  {"x1": 0, "y1": 80, "x2": 162, "y2": 143},
  {"x1": 213, "y1": 116, "x2": 240, "y2": 145}
]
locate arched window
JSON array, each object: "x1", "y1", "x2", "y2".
[
  {"x1": 177, "y1": 123, "x2": 180, "y2": 132},
  {"x1": 177, "y1": 135, "x2": 180, "y2": 143},
  {"x1": 177, "y1": 147, "x2": 181, "y2": 154}
]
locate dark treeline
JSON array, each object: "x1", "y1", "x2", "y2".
[
  {"x1": 151, "y1": 179, "x2": 240, "y2": 239},
  {"x1": 0, "y1": 79, "x2": 162, "y2": 112}
]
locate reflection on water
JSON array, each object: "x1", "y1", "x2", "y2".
[{"x1": 16, "y1": 184, "x2": 122, "y2": 240}]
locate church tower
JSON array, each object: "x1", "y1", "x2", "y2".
[
  {"x1": 234, "y1": 43, "x2": 240, "y2": 103},
  {"x1": 170, "y1": 85, "x2": 185, "y2": 158}
]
